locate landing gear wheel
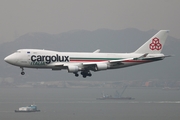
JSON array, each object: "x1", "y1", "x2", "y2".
[
  {"x1": 81, "y1": 71, "x2": 92, "y2": 78},
  {"x1": 20, "y1": 67, "x2": 25, "y2": 75},
  {"x1": 21, "y1": 72, "x2": 25, "y2": 75},
  {"x1": 88, "y1": 73, "x2": 92, "y2": 77},
  {"x1": 75, "y1": 73, "x2": 79, "y2": 77},
  {"x1": 82, "y1": 75, "x2": 87, "y2": 78}
]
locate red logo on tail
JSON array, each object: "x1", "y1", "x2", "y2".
[{"x1": 149, "y1": 37, "x2": 162, "y2": 50}]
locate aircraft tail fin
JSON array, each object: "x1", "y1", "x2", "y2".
[{"x1": 134, "y1": 30, "x2": 169, "y2": 54}]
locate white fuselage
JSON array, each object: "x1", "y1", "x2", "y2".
[
  {"x1": 4, "y1": 30, "x2": 169, "y2": 77},
  {"x1": 5, "y1": 49, "x2": 164, "y2": 70}
]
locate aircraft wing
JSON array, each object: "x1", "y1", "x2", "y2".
[
  {"x1": 82, "y1": 58, "x2": 134, "y2": 71},
  {"x1": 49, "y1": 62, "x2": 64, "y2": 70},
  {"x1": 83, "y1": 53, "x2": 150, "y2": 70},
  {"x1": 50, "y1": 53, "x2": 151, "y2": 71},
  {"x1": 82, "y1": 59, "x2": 129, "y2": 70},
  {"x1": 109, "y1": 53, "x2": 149, "y2": 64},
  {"x1": 50, "y1": 62, "x2": 84, "y2": 70}
]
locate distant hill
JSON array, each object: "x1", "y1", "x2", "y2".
[{"x1": 0, "y1": 28, "x2": 179, "y2": 82}]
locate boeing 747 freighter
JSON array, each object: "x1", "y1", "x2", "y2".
[{"x1": 4, "y1": 30, "x2": 170, "y2": 78}]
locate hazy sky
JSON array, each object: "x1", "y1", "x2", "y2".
[{"x1": 0, "y1": 0, "x2": 179, "y2": 43}]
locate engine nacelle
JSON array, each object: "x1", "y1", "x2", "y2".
[
  {"x1": 68, "y1": 66, "x2": 79, "y2": 73},
  {"x1": 95, "y1": 63, "x2": 108, "y2": 71}
]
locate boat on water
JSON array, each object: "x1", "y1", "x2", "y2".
[
  {"x1": 96, "y1": 95, "x2": 135, "y2": 100},
  {"x1": 96, "y1": 85, "x2": 135, "y2": 100},
  {"x1": 162, "y1": 87, "x2": 180, "y2": 90},
  {"x1": 15, "y1": 104, "x2": 40, "y2": 112},
  {"x1": 96, "y1": 94, "x2": 135, "y2": 100}
]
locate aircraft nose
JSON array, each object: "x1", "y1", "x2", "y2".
[
  {"x1": 4, "y1": 55, "x2": 15, "y2": 64},
  {"x1": 4, "y1": 55, "x2": 11, "y2": 63}
]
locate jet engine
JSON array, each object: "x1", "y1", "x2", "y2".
[
  {"x1": 94, "y1": 63, "x2": 108, "y2": 71},
  {"x1": 68, "y1": 66, "x2": 79, "y2": 73}
]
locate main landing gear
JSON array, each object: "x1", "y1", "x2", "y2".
[
  {"x1": 74, "y1": 71, "x2": 92, "y2": 78},
  {"x1": 81, "y1": 71, "x2": 92, "y2": 78},
  {"x1": 20, "y1": 67, "x2": 25, "y2": 75},
  {"x1": 74, "y1": 73, "x2": 79, "y2": 77}
]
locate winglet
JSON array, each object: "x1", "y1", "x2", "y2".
[{"x1": 93, "y1": 49, "x2": 100, "y2": 53}]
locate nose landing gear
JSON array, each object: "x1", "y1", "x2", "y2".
[{"x1": 20, "y1": 67, "x2": 25, "y2": 75}]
